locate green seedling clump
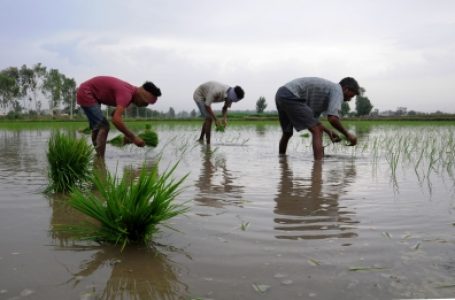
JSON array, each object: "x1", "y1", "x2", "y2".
[
  {"x1": 46, "y1": 131, "x2": 94, "y2": 193},
  {"x1": 107, "y1": 124, "x2": 158, "y2": 147},
  {"x1": 78, "y1": 127, "x2": 91, "y2": 135},
  {"x1": 108, "y1": 134, "x2": 125, "y2": 147},
  {"x1": 66, "y1": 163, "x2": 188, "y2": 250},
  {"x1": 138, "y1": 131, "x2": 158, "y2": 147},
  {"x1": 216, "y1": 125, "x2": 225, "y2": 132}
]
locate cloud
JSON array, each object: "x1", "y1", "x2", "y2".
[{"x1": 1, "y1": 0, "x2": 455, "y2": 113}]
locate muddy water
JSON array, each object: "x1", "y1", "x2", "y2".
[{"x1": 1, "y1": 123, "x2": 455, "y2": 300}]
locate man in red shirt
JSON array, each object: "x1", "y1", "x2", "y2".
[{"x1": 77, "y1": 76, "x2": 161, "y2": 158}]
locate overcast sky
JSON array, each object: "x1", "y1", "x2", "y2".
[{"x1": 1, "y1": 0, "x2": 454, "y2": 113}]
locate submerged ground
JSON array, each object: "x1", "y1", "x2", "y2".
[{"x1": 0, "y1": 121, "x2": 454, "y2": 299}]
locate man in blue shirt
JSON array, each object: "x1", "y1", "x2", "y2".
[{"x1": 275, "y1": 77, "x2": 359, "y2": 160}]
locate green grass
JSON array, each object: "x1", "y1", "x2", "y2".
[
  {"x1": 67, "y1": 163, "x2": 188, "y2": 250},
  {"x1": 46, "y1": 131, "x2": 94, "y2": 193}
]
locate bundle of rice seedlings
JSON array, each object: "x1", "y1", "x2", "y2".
[
  {"x1": 78, "y1": 127, "x2": 92, "y2": 134},
  {"x1": 67, "y1": 163, "x2": 188, "y2": 250},
  {"x1": 215, "y1": 124, "x2": 225, "y2": 132},
  {"x1": 107, "y1": 134, "x2": 125, "y2": 147},
  {"x1": 46, "y1": 131, "x2": 94, "y2": 193},
  {"x1": 138, "y1": 130, "x2": 158, "y2": 147},
  {"x1": 107, "y1": 124, "x2": 158, "y2": 147}
]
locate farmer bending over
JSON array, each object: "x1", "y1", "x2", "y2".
[
  {"x1": 77, "y1": 76, "x2": 161, "y2": 158},
  {"x1": 275, "y1": 77, "x2": 359, "y2": 160},
  {"x1": 193, "y1": 81, "x2": 245, "y2": 144}
]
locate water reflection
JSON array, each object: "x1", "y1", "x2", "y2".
[
  {"x1": 49, "y1": 195, "x2": 97, "y2": 247},
  {"x1": 255, "y1": 124, "x2": 266, "y2": 136},
  {"x1": 194, "y1": 145, "x2": 245, "y2": 208},
  {"x1": 274, "y1": 158, "x2": 358, "y2": 240},
  {"x1": 66, "y1": 245, "x2": 188, "y2": 300},
  {"x1": 0, "y1": 130, "x2": 45, "y2": 175}
]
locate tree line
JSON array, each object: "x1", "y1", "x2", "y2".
[
  {"x1": 0, "y1": 63, "x2": 77, "y2": 117},
  {"x1": 0, "y1": 63, "x2": 375, "y2": 119}
]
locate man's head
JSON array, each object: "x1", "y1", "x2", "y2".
[
  {"x1": 134, "y1": 81, "x2": 162, "y2": 107},
  {"x1": 227, "y1": 86, "x2": 245, "y2": 102},
  {"x1": 339, "y1": 77, "x2": 360, "y2": 101}
]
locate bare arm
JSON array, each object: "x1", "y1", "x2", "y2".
[
  {"x1": 221, "y1": 101, "x2": 231, "y2": 125},
  {"x1": 205, "y1": 105, "x2": 221, "y2": 126},
  {"x1": 112, "y1": 105, "x2": 145, "y2": 147},
  {"x1": 323, "y1": 126, "x2": 341, "y2": 142},
  {"x1": 327, "y1": 115, "x2": 357, "y2": 145}
]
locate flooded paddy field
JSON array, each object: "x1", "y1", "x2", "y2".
[{"x1": 0, "y1": 122, "x2": 455, "y2": 300}]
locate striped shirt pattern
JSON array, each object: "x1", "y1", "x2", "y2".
[{"x1": 283, "y1": 77, "x2": 343, "y2": 118}]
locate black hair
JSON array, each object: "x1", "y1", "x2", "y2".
[
  {"x1": 143, "y1": 81, "x2": 162, "y2": 97},
  {"x1": 339, "y1": 77, "x2": 360, "y2": 95},
  {"x1": 233, "y1": 86, "x2": 245, "y2": 100}
]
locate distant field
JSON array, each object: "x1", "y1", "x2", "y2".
[{"x1": 0, "y1": 114, "x2": 454, "y2": 130}]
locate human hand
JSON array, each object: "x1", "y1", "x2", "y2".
[
  {"x1": 133, "y1": 136, "x2": 145, "y2": 147},
  {"x1": 123, "y1": 136, "x2": 133, "y2": 145},
  {"x1": 328, "y1": 131, "x2": 341, "y2": 143},
  {"x1": 346, "y1": 133, "x2": 357, "y2": 146}
]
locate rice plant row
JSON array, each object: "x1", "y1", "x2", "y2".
[{"x1": 46, "y1": 131, "x2": 94, "y2": 193}]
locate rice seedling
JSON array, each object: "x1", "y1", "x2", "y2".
[
  {"x1": 46, "y1": 131, "x2": 94, "y2": 193},
  {"x1": 78, "y1": 127, "x2": 91, "y2": 134},
  {"x1": 67, "y1": 162, "x2": 188, "y2": 250},
  {"x1": 108, "y1": 124, "x2": 158, "y2": 147},
  {"x1": 138, "y1": 129, "x2": 158, "y2": 147},
  {"x1": 108, "y1": 134, "x2": 125, "y2": 147},
  {"x1": 215, "y1": 124, "x2": 225, "y2": 132}
]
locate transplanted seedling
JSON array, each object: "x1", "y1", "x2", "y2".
[
  {"x1": 66, "y1": 162, "x2": 188, "y2": 250},
  {"x1": 46, "y1": 131, "x2": 94, "y2": 193}
]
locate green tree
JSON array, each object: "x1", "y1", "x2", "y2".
[
  {"x1": 61, "y1": 77, "x2": 77, "y2": 118},
  {"x1": 167, "y1": 107, "x2": 175, "y2": 118},
  {"x1": 341, "y1": 102, "x2": 350, "y2": 116},
  {"x1": 43, "y1": 69, "x2": 63, "y2": 116},
  {"x1": 256, "y1": 96, "x2": 267, "y2": 114},
  {"x1": 355, "y1": 87, "x2": 373, "y2": 116},
  {"x1": 190, "y1": 109, "x2": 197, "y2": 118},
  {"x1": 19, "y1": 65, "x2": 35, "y2": 112},
  {"x1": 32, "y1": 63, "x2": 47, "y2": 114},
  {"x1": 0, "y1": 68, "x2": 21, "y2": 111}
]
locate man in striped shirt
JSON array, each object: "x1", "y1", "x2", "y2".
[{"x1": 275, "y1": 77, "x2": 359, "y2": 160}]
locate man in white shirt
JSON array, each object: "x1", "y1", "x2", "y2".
[
  {"x1": 193, "y1": 81, "x2": 245, "y2": 144},
  {"x1": 275, "y1": 77, "x2": 359, "y2": 160}
]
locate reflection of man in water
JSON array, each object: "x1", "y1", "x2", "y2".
[
  {"x1": 274, "y1": 158, "x2": 358, "y2": 240},
  {"x1": 194, "y1": 145, "x2": 244, "y2": 207}
]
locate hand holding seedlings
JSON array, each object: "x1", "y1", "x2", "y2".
[
  {"x1": 328, "y1": 131, "x2": 342, "y2": 143},
  {"x1": 345, "y1": 133, "x2": 357, "y2": 146}
]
